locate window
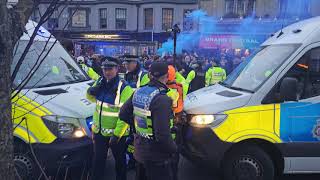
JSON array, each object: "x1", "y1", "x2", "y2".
[
  {"x1": 279, "y1": 0, "x2": 311, "y2": 18},
  {"x1": 32, "y1": 7, "x2": 40, "y2": 22},
  {"x1": 115, "y1": 8, "x2": 127, "y2": 30},
  {"x1": 12, "y1": 41, "x2": 87, "y2": 89},
  {"x1": 263, "y1": 47, "x2": 320, "y2": 103},
  {"x1": 237, "y1": 0, "x2": 246, "y2": 16},
  {"x1": 224, "y1": 44, "x2": 299, "y2": 92},
  {"x1": 162, "y1": 8, "x2": 173, "y2": 31},
  {"x1": 183, "y1": 9, "x2": 193, "y2": 31},
  {"x1": 48, "y1": 9, "x2": 59, "y2": 29},
  {"x1": 225, "y1": 0, "x2": 256, "y2": 17},
  {"x1": 99, "y1": 9, "x2": 107, "y2": 29},
  {"x1": 225, "y1": 0, "x2": 235, "y2": 14},
  {"x1": 246, "y1": 0, "x2": 256, "y2": 16},
  {"x1": 144, "y1": 8, "x2": 153, "y2": 30},
  {"x1": 71, "y1": 9, "x2": 87, "y2": 28}
]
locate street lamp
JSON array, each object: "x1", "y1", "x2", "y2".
[{"x1": 172, "y1": 24, "x2": 181, "y2": 67}]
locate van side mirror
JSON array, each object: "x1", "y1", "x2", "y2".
[{"x1": 280, "y1": 77, "x2": 299, "y2": 102}]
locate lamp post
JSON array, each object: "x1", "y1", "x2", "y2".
[{"x1": 172, "y1": 23, "x2": 180, "y2": 67}]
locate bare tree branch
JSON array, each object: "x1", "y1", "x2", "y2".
[
  {"x1": 12, "y1": 3, "x2": 79, "y2": 100},
  {"x1": 11, "y1": 0, "x2": 60, "y2": 82},
  {"x1": 12, "y1": 2, "x2": 69, "y2": 93}
]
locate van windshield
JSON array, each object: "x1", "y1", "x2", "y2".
[
  {"x1": 223, "y1": 44, "x2": 300, "y2": 92},
  {"x1": 12, "y1": 40, "x2": 88, "y2": 89}
]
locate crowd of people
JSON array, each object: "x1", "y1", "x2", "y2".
[{"x1": 75, "y1": 49, "x2": 248, "y2": 180}]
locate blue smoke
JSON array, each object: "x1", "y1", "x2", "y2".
[
  {"x1": 157, "y1": 1, "x2": 312, "y2": 55},
  {"x1": 157, "y1": 10, "x2": 208, "y2": 55}
]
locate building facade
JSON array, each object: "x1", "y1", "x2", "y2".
[
  {"x1": 32, "y1": 0, "x2": 198, "y2": 56},
  {"x1": 199, "y1": 0, "x2": 320, "y2": 19},
  {"x1": 196, "y1": 0, "x2": 320, "y2": 52}
]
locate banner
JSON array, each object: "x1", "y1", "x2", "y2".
[{"x1": 199, "y1": 35, "x2": 262, "y2": 49}]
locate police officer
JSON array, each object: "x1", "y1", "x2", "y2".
[
  {"x1": 77, "y1": 56, "x2": 100, "y2": 80},
  {"x1": 119, "y1": 62, "x2": 177, "y2": 180},
  {"x1": 205, "y1": 61, "x2": 227, "y2": 86},
  {"x1": 121, "y1": 54, "x2": 150, "y2": 169},
  {"x1": 87, "y1": 57, "x2": 134, "y2": 180},
  {"x1": 122, "y1": 55, "x2": 150, "y2": 89},
  {"x1": 186, "y1": 60, "x2": 206, "y2": 93}
]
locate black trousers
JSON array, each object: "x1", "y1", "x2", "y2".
[
  {"x1": 92, "y1": 133, "x2": 127, "y2": 180},
  {"x1": 135, "y1": 159, "x2": 174, "y2": 180}
]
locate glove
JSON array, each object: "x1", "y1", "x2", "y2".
[
  {"x1": 109, "y1": 135, "x2": 120, "y2": 147},
  {"x1": 126, "y1": 135, "x2": 134, "y2": 145},
  {"x1": 88, "y1": 80, "x2": 103, "y2": 96},
  {"x1": 171, "y1": 126, "x2": 178, "y2": 134}
]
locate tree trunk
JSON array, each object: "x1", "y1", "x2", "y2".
[
  {"x1": 0, "y1": 5, "x2": 15, "y2": 179},
  {"x1": 0, "y1": 0, "x2": 34, "y2": 179}
]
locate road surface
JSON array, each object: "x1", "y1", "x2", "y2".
[{"x1": 102, "y1": 155, "x2": 320, "y2": 180}]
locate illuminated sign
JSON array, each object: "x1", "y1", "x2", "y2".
[
  {"x1": 84, "y1": 34, "x2": 122, "y2": 40},
  {"x1": 199, "y1": 35, "x2": 263, "y2": 49}
]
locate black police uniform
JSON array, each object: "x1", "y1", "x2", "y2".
[{"x1": 119, "y1": 62, "x2": 177, "y2": 180}]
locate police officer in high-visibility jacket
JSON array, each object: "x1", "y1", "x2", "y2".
[
  {"x1": 122, "y1": 55, "x2": 150, "y2": 90},
  {"x1": 205, "y1": 62, "x2": 227, "y2": 86},
  {"x1": 119, "y1": 62, "x2": 177, "y2": 180},
  {"x1": 87, "y1": 57, "x2": 134, "y2": 180},
  {"x1": 77, "y1": 56, "x2": 99, "y2": 80}
]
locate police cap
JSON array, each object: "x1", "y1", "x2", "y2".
[
  {"x1": 150, "y1": 62, "x2": 168, "y2": 78},
  {"x1": 101, "y1": 56, "x2": 119, "y2": 69},
  {"x1": 121, "y1": 55, "x2": 140, "y2": 62}
]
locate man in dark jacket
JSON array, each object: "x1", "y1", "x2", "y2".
[
  {"x1": 119, "y1": 62, "x2": 177, "y2": 180},
  {"x1": 121, "y1": 55, "x2": 149, "y2": 89},
  {"x1": 186, "y1": 60, "x2": 206, "y2": 93}
]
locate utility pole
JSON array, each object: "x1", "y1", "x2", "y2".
[{"x1": 172, "y1": 23, "x2": 180, "y2": 67}]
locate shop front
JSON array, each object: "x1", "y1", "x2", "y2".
[{"x1": 60, "y1": 33, "x2": 158, "y2": 57}]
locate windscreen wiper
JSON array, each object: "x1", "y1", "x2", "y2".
[
  {"x1": 228, "y1": 86, "x2": 254, "y2": 93},
  {"x1": 36, "y1": 82, "x2": 71, "y2": 88}
]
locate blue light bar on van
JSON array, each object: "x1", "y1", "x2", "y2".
[{"x1": 86, "y1": 116, "x2": 93, "y2": 131}]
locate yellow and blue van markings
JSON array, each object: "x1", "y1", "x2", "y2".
[
  {"x1": 12, "y1": 93, "x2": 56, "y2": 144},
  {"x1": 214, "y1": 102, "x2": 320, "y2": 144},
  {"x1": 214, "y1": 104, "x2": 282, "y2": 143},
  {"x1": 280, "y1": 102, "x2": 320, "y2": 142}
]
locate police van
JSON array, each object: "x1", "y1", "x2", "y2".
[
  {"x1": 181, "y1": 17, "x2": 320, "y2": 180},
  {"x1": 12, "y1": 20, "x2": 95, "y2": 178}
]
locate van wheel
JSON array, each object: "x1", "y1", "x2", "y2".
[
  {"x1": 14, "y1": 142, "x2": 39, "y2": 180},
  {"x1": 223, "y1": 146, "x2": 275, "y2": 180}
]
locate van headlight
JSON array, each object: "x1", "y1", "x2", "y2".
[
  {"x1": 190, "y1": 114, "x2": 227, "y2": 127},
  {"x1": 42, "y1": 115, "x2": 86, "y2": 139}
]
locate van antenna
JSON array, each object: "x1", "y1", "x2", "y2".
[{"x1": 277, "y1": 3, "x2": 286, "y2": 38}]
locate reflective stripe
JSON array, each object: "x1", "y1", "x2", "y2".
[
  {"x1": 101, "y1": 127, "x2": 130, "y2": 134},
  {"x1": 96, "y1": 100, "x2": 123, "y2": 108},
  {"x1": 115, "y1": 80, "x2": 123, "y2": 105},
  {"x1": 101, "y1": 128, "x2": 114, "y2": 134},
  {"x1": 136, "y1": 131, "x2": 153, "y2": 139},
  {"x1": 136, "y1": 71, "x2": 143, "y2": 88},
  {"x1": 95, "y1": 80, "x2": 123, "y2": 109},
  {"x1": 97, "y1": 109, "x2": 119, "y2": 117},
  {"x1": 134, "y1": 107, "x2": 151, "y2": 117}
]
